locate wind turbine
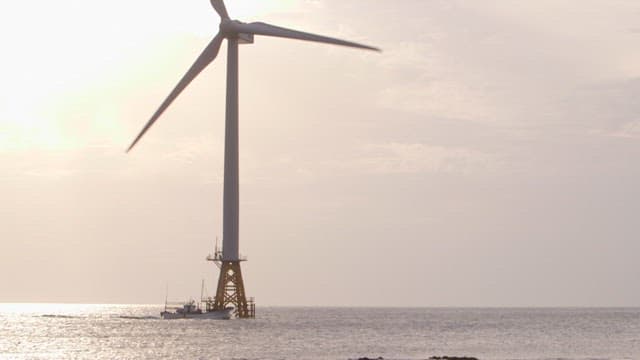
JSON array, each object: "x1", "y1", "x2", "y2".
[{"x1": 127, "y1": 0, "x2": 379, "y2": 318}]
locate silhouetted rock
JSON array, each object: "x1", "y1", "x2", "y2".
[{"x1": 355, "y1": 357, "x2": 383, "y2": 360}]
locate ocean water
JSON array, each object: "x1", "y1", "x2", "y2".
[{"x1": 0, "y1": 305, "x2": 638, "y2": 360}]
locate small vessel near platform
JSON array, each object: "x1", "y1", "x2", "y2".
[
  {"x1": 159, "y1": 241, "x2": 255, "y2": 320},
  {"x1": 160, "y1": 299, "x2": 233, "y2": 320},
  {"x1": 160, "y1": 277, "x2": 235, "y2": 320}
]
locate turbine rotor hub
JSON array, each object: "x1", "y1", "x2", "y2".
[{"x1": 220, "y1": 20, "x2": 245, "y2": 37}]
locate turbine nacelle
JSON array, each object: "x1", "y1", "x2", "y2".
[
  {"x1": 219, "y1": 19, "x2": 242, "y2": 33},
  {"x1": 219, "y1": 20, "x2": 255, "y2": 44}
]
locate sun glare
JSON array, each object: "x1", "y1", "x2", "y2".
[
  {"x1": 0, "y1": 95, "x2": 65, "y2": 151},
  {"x1": 0, "y1": 0, "x2": 306, "y2": 153}
]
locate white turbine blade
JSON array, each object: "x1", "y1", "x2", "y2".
[
  {"x1": 210, "y1": 0, "x2": 229, "y2": 19},
  {"x1": 231, "y1": 21, "x2": 380, "y2": 51},
  {"x1": 127, "y1": 33, "x2": 225, "y2": 153}
]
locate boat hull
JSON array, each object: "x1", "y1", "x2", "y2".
[{"x1": 161, "y1": 308, "x2": 233, "y2": 320}]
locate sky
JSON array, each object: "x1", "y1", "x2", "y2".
[{"x1": 1, "y1": 0, "x2": 639, "y2": 306}]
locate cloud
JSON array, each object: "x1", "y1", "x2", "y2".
[
  {"x1": 368, "y1": 0, "x2": 640, "y2": 134},
  {"x1": 356, "y1": 142, "x2": 499, "y2": 175},
  {"x1": 556, "y1": 77, "x2": 640, "y2": 136},
  {"x1": 604, "y1": 121, "x2": 640, "y2": 139},
  {"x1": 377, "y1": 80, "x2": 498, "y2": 123},
  {"x1": 163, "y1": 136, "x2": 221, "y2": 165}
]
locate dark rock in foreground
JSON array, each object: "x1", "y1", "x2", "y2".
[{"x1": 351, "y1": 356, "x2": 477, "y2": 360}]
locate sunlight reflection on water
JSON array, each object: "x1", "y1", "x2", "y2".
[{"x1": 0, "y1": 306, "x2": 638, "y2": 360}]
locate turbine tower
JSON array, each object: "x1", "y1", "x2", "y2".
[{"x1": 127, "y1": 0, "x2": 379, "y2": 318}]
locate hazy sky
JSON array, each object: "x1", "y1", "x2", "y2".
[{"x1": 1, "y1": 0, "x2": 639, "y2": 306}]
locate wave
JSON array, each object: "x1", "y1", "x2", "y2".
[
  {"x1": 40, "y1": 314, "x2": 82, "y2": 319},
  {"x1": 40, "y1": 314, "x2": 159, "y2": 320},
  {"x1": 116, "y1": 315, "x2": 160, "y2": 320}
]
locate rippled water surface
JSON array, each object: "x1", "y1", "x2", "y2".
[{"x1": 0, "y1": 305, "x2": 638, "y2": 360}]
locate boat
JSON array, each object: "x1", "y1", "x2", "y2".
[
  {"x1": 160, "y1": 278, "x2": 234, "y2": 320},
  {"x1": 160, "y1": 299, "x2": 233, "y2": 320}
]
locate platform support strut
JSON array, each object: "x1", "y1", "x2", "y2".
[{"x1": 212, "y1": 261, "x2": 255, "y2": 318}]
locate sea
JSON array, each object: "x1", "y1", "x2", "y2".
[{"x1": 0, "y1": 305, "x2": 638, "y2": 360}]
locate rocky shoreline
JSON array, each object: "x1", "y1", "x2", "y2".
[{"x1": 355, "y1": 357, "x2": 478, "y2": 360}]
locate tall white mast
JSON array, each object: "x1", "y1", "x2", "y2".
[{"x1": 222, "y1": 38, "x2": 240, "y2": 261}]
